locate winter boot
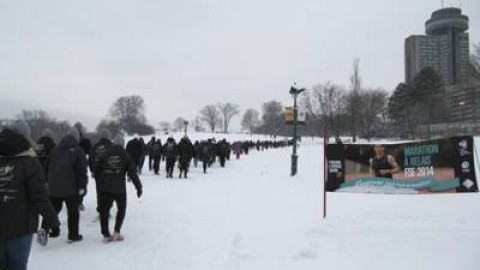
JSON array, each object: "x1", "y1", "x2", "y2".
[
  {"x1": 37, "y1": 228, "x2": 48, "y2": 246},
  {"x1": 67, "y1": 234, "x2": 83, "y2": 244},
  {"x1": 113, "y1": 232, "x2": 124, "y2": 242}
]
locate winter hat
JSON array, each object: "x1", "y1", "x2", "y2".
[
  {"x1": 67, "y1": 127, "x2": 80, "y2": 142},
  {"x1": 113, "y1": 134, "x2": 125, "y2": 147},
  {"x1": 41, "y1": 128, "x2": 54, "y2": 139},
  {"x1": 9, "y1": 120, "x2": 32, "y2": 142},
  {"x1": 98, "y1": 129, "x2": 111, "y2": 140}
]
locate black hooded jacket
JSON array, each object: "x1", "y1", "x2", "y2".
[
  {"x1": 0, "y1": 129, "x2": 60, "y2": 239},
  {"x1": 89, "y1": 138, "x2": 113, "y2": 177},
  {"x1": 36, "y1": 136, "x2": 56, "y2": 178},
  {"x1": 96, "y1": 144, "x2": 142, "y2": 194},
  {"x1": 47, "y1": 135, "x2": 88, "y2": 197}
]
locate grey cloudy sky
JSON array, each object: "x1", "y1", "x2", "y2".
[{"x1": 0, "y1": 0, "x2": 479, "y2": 131}]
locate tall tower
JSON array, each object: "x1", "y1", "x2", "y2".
[{"x1": 405, "y1": 8, "x2": 470, "y2": 85}]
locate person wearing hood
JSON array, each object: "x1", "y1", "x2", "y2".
[
  {"x1": 163, "y1": 137, "x2": 178, "y2": 178},
  {"x1": 35, "y1": 128, "x2": 56, "y2": 178},
  {"x1": 95, "y1": 134, "x2": 142, "y2": 242},
  {"x1": 0, "y1": 121, "x2": 60, "y2": 269},
  {"x1": 88, "y1": 129, "x2": 113, "y2": 213},
  {"x1": 177, "y1": 137, "x2": 194, "y2": 179},
  {"x1": 46, "y1": 128, "x2": 88, "y2": 243}
]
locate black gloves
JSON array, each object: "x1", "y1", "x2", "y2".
[{"x1": 137, "y1": 189, "x2": 143, "y2": 198}]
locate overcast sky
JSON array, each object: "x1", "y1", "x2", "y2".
[{"x1": 0, "y1": 0, "x2": 479, "y2": 131}]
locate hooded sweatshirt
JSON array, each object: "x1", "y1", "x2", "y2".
[
  {"x1": 0, "y1": 129, "x2": 60, "y2": 239},
  {"x1": 47, "y1": 135, "x2": 88, "y2": 197}
]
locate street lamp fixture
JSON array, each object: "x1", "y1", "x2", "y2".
[{"x1": 290, "y1": 85, "x2": 306, "y2": 176}]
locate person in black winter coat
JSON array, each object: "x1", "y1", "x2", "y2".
[
  {"x1": 88, "y1": 129, "x2": 112, "y2": 210},
  {"x1": 199, "y1": 140, "x2": 212, "y2": 174},
  {"x1": 193, "y1": 141, "x2": 200, "y2": 168},
  {"x1": 137, "y1": 137, "x2": 146, "y2": 174},
  {"x1": 177, "y1": 137, "x2": 194, "y2": 179},
  {"x1": 46, "y1": 128, "x2": 88, "y2": 243},
  {"x1": 35, "y1": 128, "x2": 56, "y2": 178},
  {"x1": 218, "y1": 139, "x2": 229, "y2": 168},
  {"x1": 96, "y1": 134, "x2": 142, "y2": 242},
  {"x1": 152, "y1": 139, "x2": 163, "y2": 175},
  {"x1": 126, "y1": 138, "x2": 144, "y2": 174},
  {"x1": 163, "y1": 137, "x2": 178, "y2": 178},
  {"x1": 0, "y1": 121, "x2": 60, "y2": 269},
  {"x1": 146, "y1": 137, "x2": 156, "y2": 171}
]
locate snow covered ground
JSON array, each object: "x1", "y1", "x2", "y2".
[{"x1": 29, "y1": 134, "x2": 480, "y2": 270}]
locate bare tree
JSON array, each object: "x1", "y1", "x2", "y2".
[
  {"x1": 96, "y1": 119, "x2": 122, "y2": 136},
  {"x1": 346, "y1": 58, "x2": 362, "y2": 142},
  {"x1": 109, "y1": 95, "x2": 153, "y2": 135},
  {"x1": 241, "y1": 109, "x2": 260, "y2": 134},
  {"x1": 199, "y1": 105, "x2": 222, "y2": 133},
  {"x1": 306, "y1": 82, "x2": 346, "y2": 133},
  {"x1": 17, "y1": 110, "x2": 71, "y2": 141},
  {"x1": 261, "y1": 100, "x2": 283, "y2": 136},
  {"x1": 359, "y1": 88, "x2": 389, "y2": 139},
  {"x1": 158, "y1": 121, "x2": 171, "y2": 132},
  {"x1": 217, "y1": 102, "x2": 240, "y2": 133},
  {"x1": 191, "y1": 116, "x2": 206, "y2": 132},
  {"x1": 173, "y1": 117, "x2": 188, "y2": 132}
]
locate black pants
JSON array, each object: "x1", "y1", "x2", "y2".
[
  {"x1": 166, "y1": 158, "x2": 176, "y2": 177},
  {"x1": 48, "y1": 196, "x2": 80, "y2": 239},
  {"x1": 153, "y1": 156, "x2": 161, "y2": 174},
  {"x1": 178, "y1": 159, "x2": 190, "y2": 177},
  {"x1": 219, "y1": 156, "x2": 226, "y2": 167},
  {"x1": 149, "y1": 154, "x2": 155, "y2": 171},
  {"x1": 203, "y1": 159, "x2": 208, "y2": 173},
  {"x1": 98, "y1": 192, "x2": 127, "y2": 237},
  {"x1": 138, "y1": 155, "x2": 145, "y2": 172}
]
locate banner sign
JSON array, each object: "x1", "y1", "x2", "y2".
[
  {"x1": 285, "y1": 107, "x2": 306, "y2": 125},
  {"x1": 285, "y1": 107, "x2": 294, "y2": 124},
  {"x1": 326, "y1": 136, "x2": 478, "y2": 194}
]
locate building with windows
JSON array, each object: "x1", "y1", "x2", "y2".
[{"x1": 405, "y1": 8, "x2": 470, "y2": 86}]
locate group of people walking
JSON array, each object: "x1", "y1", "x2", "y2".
[
  {"x1": 0, "y1": 120, "x2": 288, "y2": 269},
  {"x1": 0, "y1": 121, "x2": 142, "y2": 269}
]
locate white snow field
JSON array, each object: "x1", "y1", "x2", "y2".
[{"x1": 30, "y1": 134, "x2": 480, "y2": 270}]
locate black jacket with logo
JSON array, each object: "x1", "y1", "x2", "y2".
[
  {"x1": 0, "y1": 129, "x2": 60, "y2": 239},
  {"x1": 96, "y1": 145, "x2": 142, "y2": 194},
  {"x1": 89, "y1": 138, "x2": 113, "y2": 177}
]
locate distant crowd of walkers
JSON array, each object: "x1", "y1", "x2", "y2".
[{"x1": 0, "y1": 120, "x2": 288, "y2": 270}]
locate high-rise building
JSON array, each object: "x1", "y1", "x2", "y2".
[{"x1": 405, "y1": 8, "x2": 470, "y2": 85}]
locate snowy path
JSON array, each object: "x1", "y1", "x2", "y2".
[{"x1": 30, "y1": 143, "x2": 480, "y2": 270}]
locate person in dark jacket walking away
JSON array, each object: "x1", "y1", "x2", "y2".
[
  {"x1": 126, "y1": 138, "x2": 144, "y2": 174},
  {"x1": 152, "y1": 139, "x2": 163, "y2": 175},
  {"x1": 46, "y1": 128, "x2": 88, "y2": 243},
  {"x1": 199, "y1": 140, "x2": 212, "y2": 174},
  {"x1": 177, "y1": 137, "x2": 194, "y2": 179},
  {"x1": 137, "y1": 137, "x2": 146, "y2": 174},
  {"x1": 146, "y1": 137, "x2": 156, "y2": 171},
  {"x1": 35, "y1": 128, "x2": 56, "y2": 178},
  {"x1": 193, "y1": 141, "x2": 200, "y2": 168},
  {"x1": 163, "y1": 137, "x2": 177, "y2": 178},
  {"x1": 218, "y1": 139, "x2": 229, "y2": 168},
  {"x1": 96, "y1": 135, "x2": 142, "y2": 242},
  {"x1": 0, "y1": 121, "x2": 60, "y2": 269}
]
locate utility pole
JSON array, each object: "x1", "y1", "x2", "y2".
[{"x1": 290, "y1": 85, "x2": 305, "y2": 176}]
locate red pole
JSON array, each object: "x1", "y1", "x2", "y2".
[{"x1": 323, "y1": 128, "x2": 327, "y2": 219}]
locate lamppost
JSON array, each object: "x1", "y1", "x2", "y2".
[
  {"x1": 290, "y1": 85, "x2": 305, "y2": 176},
  {"x1": 183, "y1": 121, "x2": 189, "y2": 137}
]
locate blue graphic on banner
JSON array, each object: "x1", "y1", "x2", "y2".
[{"x1": 339, "y1": 177, "x2": 460, "y2": 192}]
